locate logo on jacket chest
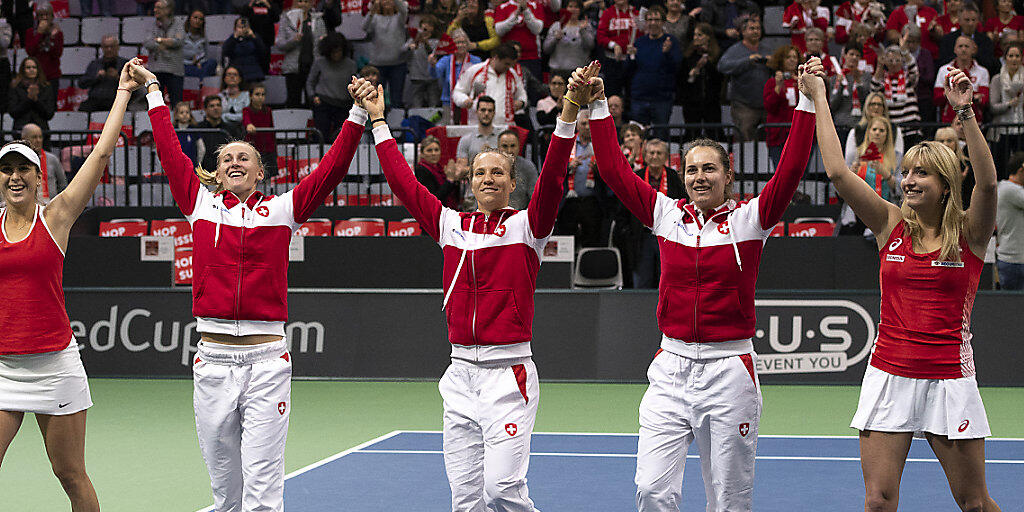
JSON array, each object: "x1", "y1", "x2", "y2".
[
  {"x1": 493, "y1": 224, "x2": 506, "y2": 237},
  {"x1": 888, "y1": 238, "x2": 903, "y2": 252},
  {"x1": 716, "y1": 220, "x2": 731, "y2": 235},
  {"x1": 255, "y1": 205, "x2": 270, "y2": 217},
  {"x1": 505, "y1": 423, "x2": 518, "y2": 436}
]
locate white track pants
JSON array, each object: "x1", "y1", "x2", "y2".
[
  {"x1": 193, "y1": 340, "x2": 291, "y2": 512},
  {"x1": 440, "y1": 357, "x2": 540, "y2": 512},
  {"x1": 635, "y1": 350, "x2": 762, "y2": 512}
]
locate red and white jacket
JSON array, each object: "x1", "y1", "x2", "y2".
[
  {"x1": 591, "y1": 96, "x2": 815, "y2": 359},
  {"x1": 373, "y1": 118, "x2": 575, "y2": 362},
  {"x1": 493, "y1": 0, "x2": 544, "y2": 61},
  {"x1": 934, "y1": 60, "x2": 990, "y2": 123},
  {"x1": 596, "y1": 4, "x2": 638, "y2": 58},
  {"x1": 782, "y1": 2, "x2": 830, "y2": 53},
  {"x1": 148, "y1": 92, "x2": 363, "y2": 336},
  {"x1": 835, "y1": 0, "x2": 883, "y2": 44}
]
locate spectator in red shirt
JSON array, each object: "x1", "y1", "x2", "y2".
[
  {"x1": 24, "y1": 3, "x2": 62, "y2": 82},
  {"x1": 935, "y1": 35, "x2": 991, "y2": 123},
  {"x1": 984, "y1": 0, "x2": 1024, "y2": 56},
  {"x1": 243, "y1": 83, "x2": 277, "y2": 177},
  {"x1": 764, "y1": 44, "x2": 801, "y2": 170},
  {"x1": 935, "y1": 0, "x2": 963, "y2": 35},
  {"x1": 782, "y1": 0, "x2": 829, "y2": 54},
  {"x1": 885, "y1": 0, "x2": 940, "y2": 60},
  {"x1": 595, "y1": 0, "x2": 638, "y2": 98},
  {"x1": 835, "y1": 0, "x2": 886, "y2": 45},
  {"x1": 493, "y1": 0, "x2": 544, "y2": 81}
]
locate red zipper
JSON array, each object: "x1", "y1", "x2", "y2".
[{"x1": 693, "y1": 232, "x2": 700, "y2": 343}]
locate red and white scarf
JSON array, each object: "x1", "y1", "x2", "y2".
[
  {"x1": 882, "y1": 69, "x2": 907, "y2": 101},
  {"x1": 39, "y1": 150, "x2": 49, "y2": 199},
  {"x1": 567, "y1": 143, "x2": 594, "y2": 192},
  {"x1": 834, "y1": 68, "x2": 862, "y2": 116},
  {"x1": 472, "y1": 59, "x2": 516, "y2": 123},
  {"x1": 644, "y1": 166, "x2": 668, "y2": 194}
]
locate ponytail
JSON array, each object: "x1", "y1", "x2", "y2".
[{"x1": 194, "y1": 164, "x2": 222, "y2": 192}]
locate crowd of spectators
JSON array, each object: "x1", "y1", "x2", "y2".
[{"x1": 4, "y1": 0, "x2": 1024, "y2": 288}]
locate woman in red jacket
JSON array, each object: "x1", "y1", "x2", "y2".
[
  {"x1": 764, "y1": 44, "x2": 802, "y2": 171},
  {"x1": 352, "y1": 62, "x2": 588, "y2": 511},
  {"x1": 577, "y1": 59, "x2": 819, "y2": 511},
  {"x1": 131, "y1": 62, "x2": 363, "y2": 512},
  {"x1": 0, "y1": 59, "x2": 141, "y2": 512}
]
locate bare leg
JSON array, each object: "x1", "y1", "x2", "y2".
[
  {"x1": 0, "y1": 410, "x2": 25, "y2": 466},
  {"x1": 36, "y1": 411, "x2": 100, "y2": 512},
  {"x1": 926, "y1": 433, "x2": 1001, "y2": 512},
  {"x1": 859, "y1": 430, "x2": 913, "y2": 512}
]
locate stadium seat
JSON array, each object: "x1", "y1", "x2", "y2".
[
  {"x1": 206, "y1": 14, "x2": 238, "y2": 42},
  {"x1": 201, "y1": 75, "x2": 220, "y2": 90},
  {"x1": 51, "y1": 111, "x2": 89, "y2": 131},
  {"x1": 572, "y1": 248, "x2": 623, "y2": 289},
  {"x1": 60, "y1": 46, "x2": 97, "y2": 76},
  {"x1": 206, "y1": 43, "x2": 221, "y2": 65},
  {"x1": 386, "y1": 108, "x2": 406, "y2": 127},
  {"x1": 334, "y1": 218, "x2": 386, "y2": 237},
  {"x1": 296, "y1": 218, "x2": 332, "y2": 237},
  {"x1": 272, "y1": 108, "x2": 313, "y2": 130},
  {"x1": 81, "y1": 17, "x2": 120, "y2": 45},
  {"x1": 130, "y1": 183, "x2": 175, "y2": 206},
  {"x1": 133, "y1": 111, "x2": 152, "y2": 133},
  {"x1": 91, "y1": 183, "x2": 127, "y2": 207},
  {"x1": 763, "y1": 6, "x2": 785, "y2": 36},
  {"x1": 264, "y1": 75, "x2": 287, "y2": 105},
  {"x1": 120, "y1": 16, "x2": 150, "y2": 45},
  {"x1": 789, "y1": 217, "x2": 836, "y2": 237},
  {"x1": 387, "y1": 219, "x2": 421, "y2": 237},
  {"x1": 1, "y1": 114, "x2": 12, "y2": 133},
  {"x1": 13, "y1": 48, "x2": 27, "y2": 69},
  {"x1": 407, "y1": 107, "x2": 442, "y2": 121},
  {"x1": 99, "y1": 218, "x2": 147, "y2": 237},
  {"x1": 59, "y1": 17, "x2": 81, "y2": 45}
]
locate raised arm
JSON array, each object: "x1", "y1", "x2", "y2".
[
  {"x1": 290, "y1": 81, "x2": 366, "y2": 223},
  {"x1": 581, "y1": 71, "x2": 658, "y2": 227},
  {"x1": 950, "y1": 71, "x2": 998, "y2": 255},
  {"x1": 134, "y1": 62, "x2": 203, "y2": 215},
  {"x1": 806, "y1": 61, "x2": 901, "y2": 242},
  {"x1": 360, "y1": 81, "x2": 445, "y2": 241},
  {"x1": 44, "y1": 59, "x2": 141, "y2": 246},
  {"x1": 526, "y1": 61, "x2": 594, "y2": 238}
]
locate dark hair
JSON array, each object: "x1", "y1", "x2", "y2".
[
  {"x1": 492, "y1": 42, "x2": 517, "y2": 61},
  {"x1": 418, "y1": 14, "x2": 442, "y2": 38},
  {"x1": 250, "y1": 82, "x2": 266, "y2": 93},
  {"x1": 768, "y1": 44, "x2": 799, "y2": 72},
  {"x1": 1008, "y1": 151, "x2": 1024, "y2": 176},
  {"x1": 477, "y1": 95, "x2": 496, "y2": 109},
  {"x1": 319, "y1": 32, "x2": 351, "y2": 59},
  {"x1": 1004, "y1": 41, "x2": 1024, "y2": 57},
  {"x1": 360, "y1": 65, "x2": 380, "y2": 77},
  {"x1": 843, "y1": 42, "x2": 863, "y2": 56},
  {"x1": 684, "y1": 22, "x2": 720, "y2": 61},
  {"x1": 646, "y1": 4, "x2": 666, "y2": 18},
  {"x1": 961, "y1": 1, "x2": 980, "y2": 15},
  {"x1": 13, "y1": 57, "x2": 50, "y2": 90},
  {"x1": 220, "y1": 66, "x2": 248, "y2": 91},
  {"x1": 563, "y1": 0, "x2": 582, "y2": 12},
  {"x1": 498, "y1": 128, "x2": 520, "y2": 142},
  {"x1": 203, "y1": 94, "x2": 222, "y2": 107},
  {"x1": 186, "y1": 9, "x2": 206, "y2": 36}
]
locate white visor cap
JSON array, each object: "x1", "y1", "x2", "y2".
[{"x1": 0, "y1": 143, "x2": 41, "y2": 168}]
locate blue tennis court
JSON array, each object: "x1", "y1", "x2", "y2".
[{"x1": 205, "y1": 431, "x2": 1024, "y2": 511}]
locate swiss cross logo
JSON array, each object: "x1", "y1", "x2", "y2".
[
  {"x1": 959, "y1": 419, "x2": 970, "y2": 433},
  {"x1": 494, "y1": 224, "x2": 507, "y2": 237},
  {"x1": 739, "y1": 423, "x2": 749, "y2": 437},
  {"x1": 717, "y1": 220, "x2": 731, "y2": 235},
  {"x1": 888, "y1": 238, "x2": 903, "y2": 252},
  {"x1": 278, "y1": 402, "x2": 287, "y2": 415},
  {"x1": 505, "y1": 423, "x2": 517, "y2": 436},
  {"x1": 255, "y1": 205, "x2": 270, "y2": 217}
]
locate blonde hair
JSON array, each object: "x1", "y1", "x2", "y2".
[
  {"x1": 933, "y1": 126, "x2": 966, "y2": 166},
  {"x1": 470, "y1": 146, "x2": 517, "y2": 182},
  {"x1": 857, "y1": 117, "x2": 896, "y2": 177},
  {"x1": 858, "y1": 92, "x2": 890, "y2": 128},
  {"x1": 900, "y1": 141, "x2": 966, "y2": 262},
  {"x1": 195, "y1": 141, "x2": 264, "y2": 193}
]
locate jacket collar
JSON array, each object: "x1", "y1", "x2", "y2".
[
  {"x1": 680, "y1": 199, "x2": 736, "y2": 228},
  {"x1": 217, "y1": 189, "x2": 265, "y2": 210}
]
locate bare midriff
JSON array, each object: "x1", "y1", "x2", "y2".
[{"x1": 201, "y1": 333, "x2": 284, "y2": 346}]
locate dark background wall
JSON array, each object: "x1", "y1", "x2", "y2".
[{"x1": 67, "y1": 289, "x2": 1024, "y2": 386}]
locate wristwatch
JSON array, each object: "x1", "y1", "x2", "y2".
[{"x1": 144, "y1": 78, "x2": 160, "y2": 90}]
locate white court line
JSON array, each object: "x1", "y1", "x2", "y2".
[
  {"x1": 193, "y1": 430, "x2": 404, "y2": 512},
  {"x1": 194, "y1": 430, "x2": 1024, "y2": 511},
  {"x1": 355, "y1": 448, "x2": 1024, "y2": 464}
]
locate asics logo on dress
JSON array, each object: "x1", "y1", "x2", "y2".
[
  {"x1": 888, "y1": 238, "x2": 903, "y2": 252},
  {"x1": 959, "y1": 419, "x2": 970, "y2": 432}
]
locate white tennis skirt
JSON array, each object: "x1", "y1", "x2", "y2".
[
  {"x1": 850, "y1": 364, "x2": 991, "y2": 439},
  {"x1": 0, "y1": 339, "x2": 93, "y2": 415}
]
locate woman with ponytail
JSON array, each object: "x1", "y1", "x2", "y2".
[
  {"x1": 0, "y1": 58, "x2": 141, "y2": 512},
  {"x1": 133, "y1": 61, "x2": 365, "y2": 512},
  {"x1": 805, "y1": 61, "x2": 1003, "y2": 512}
]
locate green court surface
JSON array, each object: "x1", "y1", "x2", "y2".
[{"x1": 2, "y1": 380, "x2": 1022, "y2": 510}]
